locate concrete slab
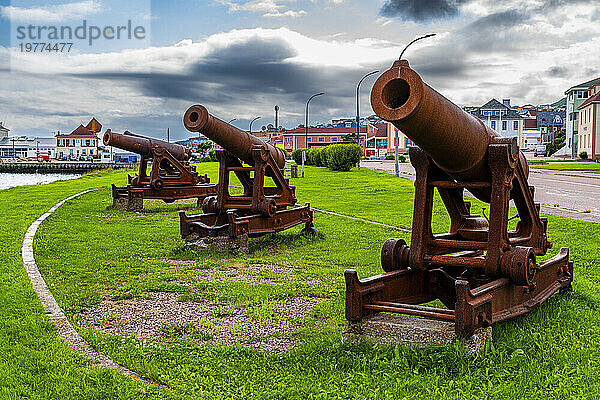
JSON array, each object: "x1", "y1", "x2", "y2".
[
  {"x1": 113, "y1": 196, "x2": 143, "y2": 212},
  {"x1": 342, "y1": 313, "x2": 491, "y2": 355},
  {"x1": 184, "y1": 233, "x2": 249, "y2": 254}
]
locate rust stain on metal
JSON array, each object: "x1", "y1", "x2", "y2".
[
  {"x1": 104, "y1": 130, "x2": 217, "y2": 208},
  {"x1": 180, "y1": 105, "x2": 315, "y2": 239},
  {"x1": 345, "y1": 60, "x2": 573, "y2": 337}
]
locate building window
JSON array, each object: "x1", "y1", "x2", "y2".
[
  {"x1": 513, "y1": 121, "x2": 518, "y2": 130},
  {"x1": 318, "y1": 137, "x2": 324, "y2": 142},
  {"x1": 307, "y1": 137, "x2": 311, "y2": 142},
  {"x1": 332, "y1": 137, "x2": 338, "y2": 142},
  {"x1": 491, "y1": 121, "x2": 496, "y2": 130},
  {"x1": 75, "y1": 139, "x2": 81, "y2": 146},
  {"x1": 502, "y1": 121, "x2": 507, "y2": 131}
]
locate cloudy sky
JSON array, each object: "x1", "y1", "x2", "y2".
[{"x1": 0, "y1": 0, "x2": 599, "y2": 140}]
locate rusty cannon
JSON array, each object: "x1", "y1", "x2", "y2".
[
  {"x1": 179, "y1": 105, "x2": 315, "y2": 250},
  {"x1": 104, "y1": 129, "x2": 217, "y2": 211},
  {"x1": 345, "y1": 60, "x2": 573, "y2": 337}
]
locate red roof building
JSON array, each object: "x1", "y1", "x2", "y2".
[
  {"x1": 55, "y1": 118, "x2": 102, "y2": 159},
  {"x1": 280, "y1": 125, "x2": 375, "y2": 155}
]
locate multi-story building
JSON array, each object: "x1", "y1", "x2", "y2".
[
  {"x1": 368, "y1": 122, "x2": 414, "y2": 157},
  {"x1": 577, "y1": 82, "x2": 600, "y2": 159},
  {"x1": 562, "y1": 76, "x2": 600, "y2": 157},
  {"x1": 55, "y1": 118, "x2": 102, "y2": 159},
  {"x1": 466, "y1": 99, "x2": 524, "y2": 140},
  {"x1": 537, "y1": 110, "x2": 565, "y2": 143}
]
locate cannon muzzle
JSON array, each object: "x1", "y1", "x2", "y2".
[
  {"x1": 183, "y1": 105, "x2": 286, "y2": 169},
  {"x1": 371, "y1": 60, "x2": 527, "y2": 201},
  {"x1": 103, "y1": 129, "x2": 191, "y2": 161}
]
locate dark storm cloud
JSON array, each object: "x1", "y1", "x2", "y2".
[
  {"x1": 546, "y1": 66, "x2": 569, "y2": 78},
  {"x1": 64, "y1": 36, "x2": 382, "y2": 127},
  {"x1": 462, "y1": 9, "x2": 528, "y2": 33},
  {"x1": 379, "y1": 0, "x2": 472, "y2": 23}
]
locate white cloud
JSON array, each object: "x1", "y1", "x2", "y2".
[
  {"x1": 0, "y1": 1, "x2": 102, "y2": 23},
  {"x1": 263, "y1": 9, "x2": 307, "y2": 17},
  {"x1": 217, "y1": 0, "x2": 306, "y2": 18}
]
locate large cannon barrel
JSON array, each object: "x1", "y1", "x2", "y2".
[
  {"x1": 103, "y1": 129, "x2": 191, "y2": 161},
  {"x1": 183, "y1": 105, "x2": 286, "y2": 169},
  {"x1": 371, "y1": 60, "x2": 527, "y2": 199}
]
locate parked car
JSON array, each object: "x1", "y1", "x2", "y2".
[{"x1": 534, "y1": 145, "x2": 547, "y2": 157}]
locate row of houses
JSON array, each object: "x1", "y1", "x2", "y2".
[{"x1": 0, "y1": 118, "x2": 133, "y2": 162}]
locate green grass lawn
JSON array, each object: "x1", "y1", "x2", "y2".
[
  {"x1": 2, "y1": 163, "x2": 600, "y2": 398},
  {"x1": 531, "y1": 163, "x2": 600, "y2": 173}
]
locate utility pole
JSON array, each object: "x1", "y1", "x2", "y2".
[
  {"x1": 167, "y1": 128, "x2": 170, "y2": 143},
  {"x1": 356, "y1": 70, "x2": 379, "y2": 168}
]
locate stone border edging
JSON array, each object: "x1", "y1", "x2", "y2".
[{"x1": 21, "y1": 188, "x2": 160, "y2": 387}]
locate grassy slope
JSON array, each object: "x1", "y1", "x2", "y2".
[
  {"x1": 531, "y1": 163, "x2": 600, "y2": 173},
  {"x1": 3, "y1": 163, "x2": 600, "y2": 398},
  {"x1": 0, "y1": 170, "x2": 170, "y2": 399}
]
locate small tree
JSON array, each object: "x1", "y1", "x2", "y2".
[
  {"x1": 546, "y1": 130, "x2": 565, "y2": 156},
  {"x1": 580, "y1": 151, "x2": 588, "y2": 160}
]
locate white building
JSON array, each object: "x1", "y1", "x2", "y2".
[
  {"x1": 559, "y1": 77, "x2": 600, "y2": 158},
  {"x1": 466, "y1": 99, "x2": 524, "y2": 140},
  {"x1": 520, "y1": 130, "x2": 542, "y2": 150},
  {"x1": 0, "y1": 135, "x2": 57, "y2": 159}
]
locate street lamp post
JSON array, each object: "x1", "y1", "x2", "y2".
[
  {"x1": 36, "y1": 140, "x2": 39, "y2": 161},
  {"x1": 249, "y1": 116, "x2": 261, "y2": 135},
  {"x1": 356, "y1": 70, "x2": 379, "y2": 167},
  {"x1": 394, "y1": 33, "x2": 436, "y2": 177},
  {"x1": 304, "y1": 92, "x2": 325, "y2": 178}
]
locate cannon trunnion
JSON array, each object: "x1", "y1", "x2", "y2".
[
  {"x1": 104, "y1": 130, "x2": 217, "y2": 210},
  {"x1": 179, "y1": 105, "x2": 315, "y2": 242},
  {"x1": 345, "y1": 60, "x2": 573, "y2": 337}
]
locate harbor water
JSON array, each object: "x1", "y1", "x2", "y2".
[{"x1": 0, "y1": 172, "x2": 81, "y2": 190}]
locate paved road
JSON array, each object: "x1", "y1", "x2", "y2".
[{"x1": 362, "y1": 160, "x2": 600, "y2": 224}]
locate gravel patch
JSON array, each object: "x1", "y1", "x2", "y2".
[
  {"x1": 160, "y1": 260, "x2": 322, "y2": 286},
  {"x1": 78, "y1": 292, "x2": 327, "y2": 351}
]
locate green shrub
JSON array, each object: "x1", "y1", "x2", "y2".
[
  {"x1": 208, "y1": 149, "x2": 217, "y2": 162},
  {"x1": 302, "y1": 148, "x2": 323, "y2": 167},
  {"x1": 305, "y1": 148, "x2": 316, "y2": 166},
  {"x1": 292, "y1": 148, "x2": 306, "y2": 165},
  {"x1": 580, "y1": 151, "x2": 588, "y2": 160},
  {"x1": 322, "y1": 144, "x2": 362, "y2": 171},
  {"x1": 200, "y1": 156, "x2": 211, "y2": 162},
  {"x1": 384, "y1": 154, "x2": 406, "y2": 162},
  {"x1": 321, "y1": 146, "x2": 331, "y2": 166}
]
